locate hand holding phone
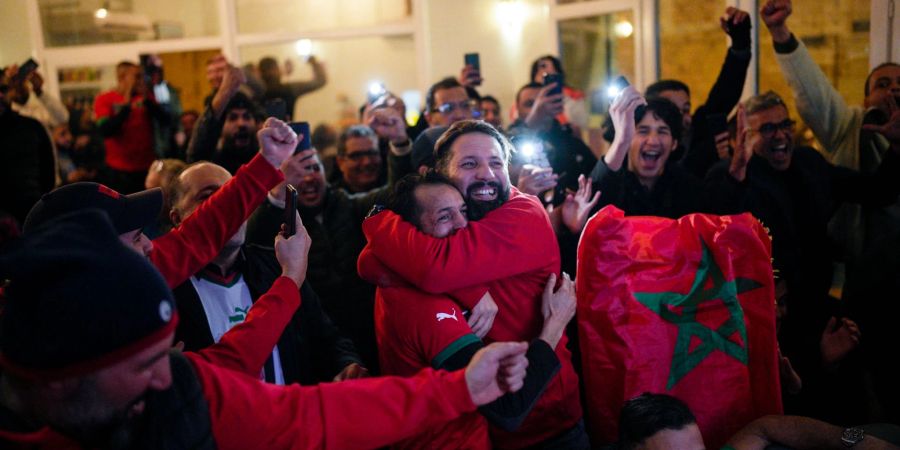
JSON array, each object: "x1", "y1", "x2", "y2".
[
  {"x1": 463, "y1": 53, "x2": 482, "y2": 86},
  {"x1": 16, "y1": 58, "x2": 38, "y2": 82},
  {"x1": 283, "y1": 184, "x2": 298, "y2": 237},
  {"x1": 543, "y1": 73, "x2": 564, "y2": 98}
]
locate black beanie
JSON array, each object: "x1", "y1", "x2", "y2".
[{"x1": 0, "y1": 209, "x2": 178, "y2": 381}]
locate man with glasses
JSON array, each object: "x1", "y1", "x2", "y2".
[
  {"x1": 425, "y1": 77, "x2": 480, "y2": 128},
  {"x1": 334, "y1": 125, "x2": 383, "y2": 193},
  {"x1": 707, "y1": 90, "x2": 900, "y2": 419},
  {"x1": 508, "y1": 82, "x2": 596, "y2": 204},
  {"x1": 406, "y1": 78, "x2": 482, "y2": 175}
]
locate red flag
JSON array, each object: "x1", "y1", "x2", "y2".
[{"x1": 576, "y1": 206, "x2": 781, "y2": 448}]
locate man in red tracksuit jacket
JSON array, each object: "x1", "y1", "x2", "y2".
[
  {"x1": 0, "y1": 209, "x2": 531, "y2": 450},
  {"x1": 360, "y1": 120, "x2": 586, "y2": 448}
]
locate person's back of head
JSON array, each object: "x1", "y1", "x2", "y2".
[
  {"x1": 645, "y1": 80, "x2": 690, "y2": 100},
  {"x1": 618, "y1": 393, "x2": 703, "y2": 450}
]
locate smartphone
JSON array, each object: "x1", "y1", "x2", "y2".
[
  {"x1": 464, "y1": 53, "x2": 480, "y2": 71},
  {"x1": 543, "y1": 73, "x2": 564, "y2": 97},
  {"x1": 16, "y1": 58, "x2": 38, "y2": 81},
  {"x1": 265, "y1": 99, "x2": 288, "y2": 121},
  {"x1": 707, "y1": 113, "x2": 728, "y2": 136},
  {"x1": 463, "y1": 53, "x2": 481, "y2": 85},
  {"x1": 284, "y1": 184, "x2": 298, "y2": 237},
  {"x1": 289, "y1": 121, "x2": 312, "y2": 154}
]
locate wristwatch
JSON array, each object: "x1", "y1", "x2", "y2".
[{"x1": 841, "y1": 427, "x2": 865, "y2": 447}]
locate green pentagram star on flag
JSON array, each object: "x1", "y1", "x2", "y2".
[{"x1": 634, "y1": 239, "x2": 763, "y2": 389}]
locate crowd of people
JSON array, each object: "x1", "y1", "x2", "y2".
[{"x1": 1, "y1": 0, "x2": 899, "y2": 448}]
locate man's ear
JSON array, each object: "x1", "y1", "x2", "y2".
[
  {"x1": 670, "y1": 139, "x2": 679, "y2": 152},
  {"x1": 169, "y1": 208, "x2": 182, "y2": 227}
]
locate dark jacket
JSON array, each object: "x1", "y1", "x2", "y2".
[
  {"x1": 508, "y1": 119, "x2": 597, "y2": 203},
  {"x1": 246, "y1": 188, "x2": 388, "y2": 372},
  {"x1": 706, "y1": 147, "x2": 900, "y2": 391},
  {"x1": 173, "y1": 244, "x2": 362, "y2": 385},
  {"x1": 680, "y1": 48, "x2": 752, "y2": 177},
  {"x1": 0, "y1": 110, "x2": 55, "y2": 224},
  {"x1": 589, "y1": 157, "x2": 711, "y2": 219}
]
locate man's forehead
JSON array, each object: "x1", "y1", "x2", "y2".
[
  {"x1": 870, "y1": 65, "x2": 900, "y2": 83},
  {"x1": 518, "y1": 87, "x2": 540, "y2": 104},
  {"x1": 748, "y1": 105, "x2": 789, "y2": 123},
  {"x1": 416, "y1": 184, "x2": 463, "y2": 209},
  {"x1": 226, "y1": 107, "x2": 251, "y2": 117},
  {"x1": 435, "y1": 86, "x2": 468, "y2": 102},
  {"x1": 450, "y1": 133, "x2": 503, "y2": 158}
]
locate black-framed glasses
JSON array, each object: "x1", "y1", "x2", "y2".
[
  {"x1": 433, "y1": 99, "x2": 480, "y2": 115},
  {"x1": 345, "y1": 149, "x2": 380, "y2": 161},
  {"x1": 750, "y1": 119, "x2": 795, "y2": 138}
]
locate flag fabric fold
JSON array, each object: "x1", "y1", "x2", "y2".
[{"x1": 576, "y1": 206, "x2": 781, "y2": 447}]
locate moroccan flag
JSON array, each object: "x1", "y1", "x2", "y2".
[{"x1": 576, "y1": 206, "x2": 782, "y2": 448}]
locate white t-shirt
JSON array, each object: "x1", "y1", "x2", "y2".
[{"x1": 190, "y1": 274, "x2": 285, "y2": 384}]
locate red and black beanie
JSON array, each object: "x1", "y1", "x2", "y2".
[{"x1": 0, "y1": 209, "x2": 178, "y2": 381}]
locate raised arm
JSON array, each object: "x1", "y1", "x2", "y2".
[
  {"x1": 151, "y1": 119, "x2": 294, "y2": 287},
  {"x1": 761, "y1": 0, "x2": 858, "y2": 158}
]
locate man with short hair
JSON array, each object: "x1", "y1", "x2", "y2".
[
  {"x1": 708, "y1": 90, "x2": 900, "y2": 420},
  {"x1": 188, "y1": 90, "x2": 262, "y2": 175},
  {"x1": 646, "y1": 7, "x2": 752, "y2": 176},
  {"x1": 246, "y1": 146, "x2": 403, "y2": 371},
  {"x1": 360, "y1": 172, "x2": 576, "y2": 449},
  {"x1": 169, "y1": 161, "x2": 367, "y2": 385},
  {"x1": 509, "y1": 82, "x2": 596, "y2": 200},
  {"x1": 617, "y1": 393, "x2": 705, "y2": 450},
  {"x1": 259, "y1": 55, "x2": 327, "y2": 120},
  {"x1": 424, "y1": 77, "x2": 479, "y2": 128},
  {"x1": 333, "y1": 125, "x2": 383, "y2": 193},
  {"x1": 480, "y1": 95, "x2": 503, "y2": 131},
  {"x1": 360, "y1": 120, "x2": 587, "y2": 448},
  {"x1": 0, "y1": 209, "x2": 532, "y2": 449},
  {"x1": 94, "y1": 61, "x2": 172, "y2": 193}
]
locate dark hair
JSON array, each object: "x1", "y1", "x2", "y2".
[
  {"x1": 516, "y1": 82, "x2": 544, "y2": 105},
  {"x1": 530, "y1": 55, "x2": 565, "y2": 82},
  {"x1": 258, "y1": 57, "x2": 278, "y2": 73},
  {"x1": 425, "y1": 77, "x2": 463, "y2": 113},
  {"x1": 224, "y1": 92, "x2": 262, "y2": 121},
  {"x1": 311, "y1": 123, "x2": 338, "y2": 151},
  {"x1": 645, "y1": 79, "x2": 691, "y2": 99},
  {"x1": 337, "y1": 125, "x2": 378, "y2": 157},
  {"x1": 386, "y1": 172, "x2": 456, "y2": 229},
  {"x1": 618, "y1": 393, "x2": 697, "y2": 450},
  {"x1": 634, "y1": 98, "x2": 683, "y2": 142},
  {"x1": 433, "y1": 120, "x2": 512, "y2": 174},
  {"x1": 864, "y1": 62, "x2": 900, "y2": 97},
  {"x1": 481, "y1": 95, "x2": 500, "y2": 108}
]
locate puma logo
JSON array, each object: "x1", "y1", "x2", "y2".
[{"x1": 436, "y1": 308, "x2": 458, "y2": 322}]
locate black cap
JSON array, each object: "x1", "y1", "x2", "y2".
[
  {"x1": 0, "y1": 209, "x2": 178, "y2": 381},
  {"x1": 23, "y1": 182, "x2": 163, "y2": 235}
]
